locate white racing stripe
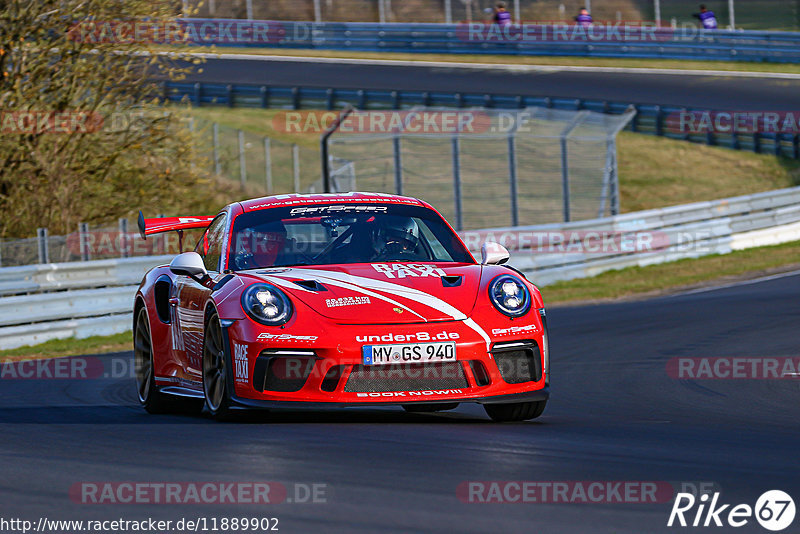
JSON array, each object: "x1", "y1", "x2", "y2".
[{"x1": 255, "y1": 271, "x2": 427, "y2": 321}]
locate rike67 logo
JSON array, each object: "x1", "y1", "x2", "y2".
[{"x1": 668, "y1": 490, "x2": 795, "y2": 531}]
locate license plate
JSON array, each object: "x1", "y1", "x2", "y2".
[{"x1": 362, "y1": 342, "x2": 457, "y2": 366}]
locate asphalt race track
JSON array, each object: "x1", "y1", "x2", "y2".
[
  {"x1": 186, "y1": 56, "x2": 800, "y2": 110},
  {"x1": 2, "y1": 272, "x2": 798, "y2": 533}
]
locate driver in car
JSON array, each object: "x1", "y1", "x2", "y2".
[{"x1": 369, "y1": 216, "x2": 425, "y2": 260}]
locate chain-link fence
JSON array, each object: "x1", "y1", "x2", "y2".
[
  {"x1": 190, "y1": 119, "x2": 319, "y2": 197},
  {"x1": 326, "y1": 106, "x2": 635, "y2": 230},
  {"x1": 0, "y1": 222, "x2": 206, "y2": 268},
  {"x1": 187, "y1": 0, "x2": 800, "y2": 31}
]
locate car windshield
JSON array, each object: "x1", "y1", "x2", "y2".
[{"x1": 229, "y1": 203, "x2": 473, "y2": 270}]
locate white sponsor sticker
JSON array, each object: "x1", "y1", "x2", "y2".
[
  {"x1": 233, "y1": 343, "x2": 248, "y2": 383},
  {"x1": 371, "y1": 263, "x2": 447, "y2": 279},
  {"x1": 355, "y1": 389, "x2": 464, "y2": 398},
  {"x1": 256, "y1": 333, "x2": 319, "y2": 343},
  {"x1": 325, "y1": 296, "x2": 371, "y2": 308},
  {"x1": 356, "y1": 331, "x2": 459, "y2": 343},
  {"x1": 492, "y1": 324, "x2": 538, "y2": 336}
]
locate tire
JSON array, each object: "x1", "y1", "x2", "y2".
[
  {"x1": 402, "y1": 403, "x2": 459, "y2": 413},
  {"x1": 202, "y1": 311, "x2": 234, "y2": 420},
  {"x1": 484, "y1": 400, "x2": 547, "y2": 422},
  {"x1": 134, "y1": 307, "x2": 169, "y2": 414}
]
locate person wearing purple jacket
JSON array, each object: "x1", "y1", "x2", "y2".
[
  {"x1": 693, "y1": 4, "x2": 718, "y2": 29},
  {"x1": 574, "y1": 7, "x2": 592, "y2": 27},
  {"x1": 493, "y1": 2, "x2": 512, "y2": 25}
]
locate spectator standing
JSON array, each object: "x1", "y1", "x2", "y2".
[
  {"x1": 493, "y1": 2, "x2": 512, "y2": 25},
  {"x1": 575, "y1": 7, "x2": 592, "y2": 27},
  {"x1": 693, "y1": 4, "x2": 718, "y2": 29}
]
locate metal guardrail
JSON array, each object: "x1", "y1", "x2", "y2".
[
  {"x1": 181, "y1": 19, "x2": 800, "y2": 63},
  {"x1": 0, "y1": 256, "x2": 172, "y2": 350},
  {"x1": 164, "y1": 81, "x2": 800, "y2": 160},
  {"x1": 2, "y1": 188, "x2": 800, "y2": 349},
  {"x1": 462, "y1": 186, "x2": 800, "y2": 285}
]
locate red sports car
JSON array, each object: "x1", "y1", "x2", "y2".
[{"x1": 134, "y1": 193, "x2": 549, "y2": 421}]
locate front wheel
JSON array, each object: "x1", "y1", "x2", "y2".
[
  {"x1": 134, "y1": 307, "x2": 169, "y2": 414},
  {"x1": 203, "y1": 311, "x2": 233, "y2": 420},
  {"x1": 484, "y1": 400, "x2": 546, "y2": 422}
]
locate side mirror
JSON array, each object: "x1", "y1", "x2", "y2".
[
  {"x1": 481, "y1": 242, "x2": 510, "y2": 265},
  {"x1": 169, "y1": 252, "x2": 209, "y2": 281}
]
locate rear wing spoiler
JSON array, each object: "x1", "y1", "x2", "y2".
[{"x1": 137, "y1": 211, "x2": 214, "y2": 240}]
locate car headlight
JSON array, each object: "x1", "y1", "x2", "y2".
[
  {"x1": 489, "y1": 275, "x2": 531, "y2": 317},
  {"x1": 241, "y1": 284, "x2": 293, "y2": 326}
]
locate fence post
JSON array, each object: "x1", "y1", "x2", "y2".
[
  {"x1": 378, "y1": 0, "x2": 386, "y2": 23},
  {"x1": 513, "y1": 0, "x2": 521, "y2": 23},
  {"x1": 119, "y1": 218, "x2": 129, "y2": 258},
  {"x1": 37, "y1": 228, "x2": 49, "y2": 264},
  {"x1": 507, "y1": 136, "x2": 519, "y2": 227},
  {"x1": 560, "y1": 111, "x2": 589, "y2": 223},
  {"x1": 451, "y1": 136, "x2": 463, "y2": 231},
  {"x1": 560, "y1": 136, "x2": 570, "y2": 222},
  {"x1": 444, "y1": 0, "x2": 452, "y2": 23},
  {"x1": 246, "y1": 0, "x2": 254, "y2": 19},
  {"x1": 238, "y1": 129, "x2": 247, "y2": 190},
  {"x1": 209, "y1": 0, "x2": 215, "y2": 15},
  {"x1": 79, "y1": 222, "x2": 90, "y2": 261},
  {"x1": 314, "y1": 0, "x2": 322, "y2": 22},
  {"x1": 292, "y1": 144, "x2": 300, "y2": 193},
  {"x1": 213, "y1": 123, "x2": 221, "y2": 175},
  {"x1": 393, "y1": 136, "x2": 403, "y2": 195},
  {"x1": 264, "y1": 138, "x2": 273, "y2": 194},
  {"x1": 0, "y1": 238, "x2": 3, "y2": 267}
]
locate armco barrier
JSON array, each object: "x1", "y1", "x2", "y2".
[
  {"x1": 164, "y1": 81, "x2": 800, "y2": 160},
  {"x1": 1, "y1": 188, "x2": 800, "y2": 349},
  {"x1": 468, "y1": 187, "x2": 800, "y2": 286},
  {"x1": 0, "y1": 256, "x2": 172, "y2": 350},
  {"x1": 178, "y1": 20, "x2": 800, "y2": 63}
]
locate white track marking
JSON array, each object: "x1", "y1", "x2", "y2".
[
  {"x1": 168, "y1": 51, "x2": 800, "y2": 80},
  {"x1": 669, "y1": 268, "x2": 800, "y2": 298}
]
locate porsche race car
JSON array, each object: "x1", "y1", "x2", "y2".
[{"x1": 134, "y1": 192, "x2": 549, "y2": 421}]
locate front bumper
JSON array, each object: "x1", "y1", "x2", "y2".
[
  {"x1": 229, "y1": 386, "x2": 549, "y2": 410},
  {"x1": 225, "y1": 318, "x2": 548, "y2": 407}
]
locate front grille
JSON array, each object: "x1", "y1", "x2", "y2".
[
  {"x1": 493, "y1": 342, "x2": 542, "y2": 384},
  {"x1": 320, "y1": 365, "x2": 345, "y2": 392},
  {"x1": 253, "y1": 352, "x2": 317, "y2": 393},
  {"x1": 344, "y1": 362, "x2": 469, "y2": 393}
]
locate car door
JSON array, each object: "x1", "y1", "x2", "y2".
[{"x1": 174, "y1": 212, "x2": 228, "y2": 381}]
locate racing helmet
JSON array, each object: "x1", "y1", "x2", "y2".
[{"x1": 373, "y1": 216, "x2": 420, "y2": 254}]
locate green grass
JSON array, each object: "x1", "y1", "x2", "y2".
[
  {"x1": 616, "y1": 132, "x2": 800, "y2": 212},
  {"x1": 0, "y1": 332, "x2": 131, "y2": 363},
  {"x1": 177, "y1": 46, "x2": 800, "y2": 75}
]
